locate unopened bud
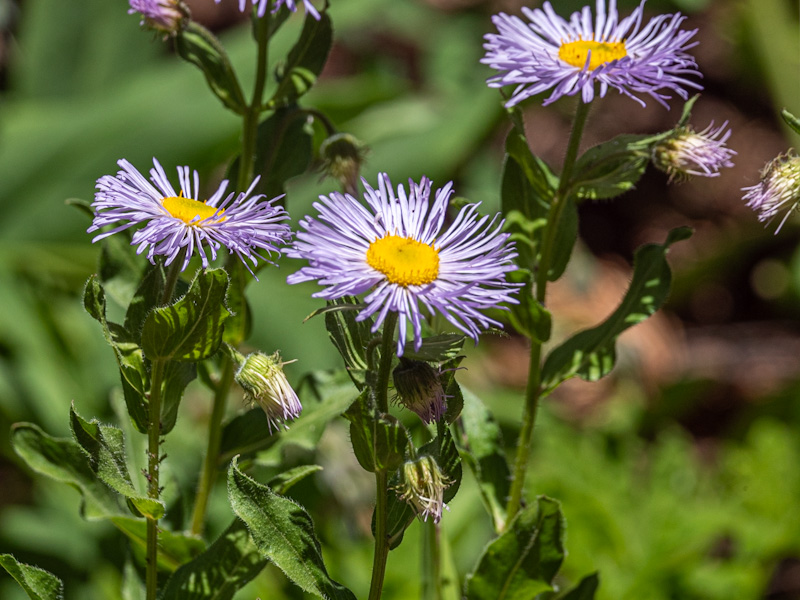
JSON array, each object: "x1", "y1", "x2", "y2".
[
  {"x1": 319, "y1": 133, "x2": 367, "y2": 196},
  {"x1": 235, "y1": 352, "x2": 301, "y2": 432},
  {"x1": 652, "y1": 121, "x2": 735, "y2": 183},
  {"x1": 393, "y1": 358, "x2": 447, "y2": 424}
]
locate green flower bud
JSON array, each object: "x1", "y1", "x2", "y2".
[
  {"x1": 398, "y1": 456, "x2": 452, "y2": 523},
  {"x1": 234, "y1": 352, "x2": 301, "y2": 432},
  {"x1": 319, "y1": 133, "x2": 367, "y2": 196},
  {"x1": 392, "y1": 358, "x2": 447, "y2": 424}
]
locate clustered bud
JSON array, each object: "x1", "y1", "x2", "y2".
[
  {"x1": 234, "y1": 352, "x2": 302, "y2": 432},
  {"x1": 319, "y1": 133, "x2": 367, "y2": 196},
  {"x1": 652, "y1": 121, "x2": 735, "y2": 183},
  {"x1": 128, "y1": 0, "x2": 189, "y2": 35},
  {"x1": 742, "y1": 152, "x2": 800, "y2": 233},
  {"x1": 392, "y1": 358, "x2": 447, "y2": 424},
  {"x1": 398, "y1": 456, "x2": 452, "y2": 524}
]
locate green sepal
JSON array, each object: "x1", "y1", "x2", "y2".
[
  {"x1": 465, "y1": 496, "x2": 565, "y2": 600},
  {"x1": 676, "y1": 95, "x2": 700, "y2": 128},
  {"x1": 0, "y1": 554, "x2": 64, "y2": 600},
  {"x1": 141, "y1": 268, "x2": 231, "y2": 362},
  {"x1": 541, "y1": 226, "x2": 693, "y2": 392},
  {"x1": 266, "y1": 12, "x2": 333, "y2": 108},
  {"x1": 344, "y1": 389, "x2": 408, "y2": 473},
  {"x1": 69, "y1": 404, "x2": 164, "y2": 519},
  {"x1": 455, "y1": 387, "x2": 511, "y2": 534},
  {"x1": 441, "y1": 355, "x2": 466, "y2": 424},
  {"x1": 175, "y1": 22, "x2": 247, "y2": 115},
  {"x1": 506, "y1": 269, "x2": 551, "y2": 342},
  {"x1": 782, "y1": 109, "x2": 800, "y2": 136},
  {"x1": 323, "y1": 296, "x2": 373, "y2": 390},
  {"x1": 227, "y1": 458, "x2": 357, "y2": 600}
]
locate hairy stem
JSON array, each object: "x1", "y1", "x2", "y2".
[{"x1": 145, "y1": 358, "x2": 166, "y2": 600}]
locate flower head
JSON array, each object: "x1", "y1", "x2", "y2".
[
  {"x1": 89, "y1": 158, "x2": 292, "y2": 276},
  {"x1": 319, "y1": 133, "x2": 368, "y2": 196},
  {"x1": 393, "y1": 358, "x2": 448, "y2": 424},
  {"x1": 287, "y1": 173, "x2": 519, "y2": 356},
  {"x1": 129, "y1": 0, "x2": 188, "y2": 34},
  {"x1": 216, "y1": 0, "x2": 320, "y2": 20},
  {"x1": 482, "y1": 0, "x2": 701, "y2": 108},
  {"x1": 235, "y1": 352, "x2": 302, "y2": 432},
  {"x1": 398, "y1": 456, "x2": 452, "y2": 523},
  {"x1": 652, "y1": 121, "x2": 736, "y2": 182},
  {"x1": 743, "y1": 152, "x2": 800, "y2": 233}
]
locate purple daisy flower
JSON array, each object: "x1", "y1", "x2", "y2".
[
  {"x1": 743, "y1": 153, "x2": 800, "y2": 233},
  {"x1": 287, "y1": 173, "x2": 519, "y2": 356},
  {"x1": 482, "y1": 0, "x2": 702, "y2": 108},
  {"x1": 216, "y1": 0, "x2": 320, "y2": 20},
  {"x1": 89, "y1": 158, "x2": 292, "y2": 276},
  {"x1": 652, "y1": 121, "x2": 736, "y2": 182},
  {"x1": 128, "y1": 0, "x2": 187, "y2": 34}
]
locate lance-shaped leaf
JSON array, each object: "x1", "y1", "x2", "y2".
[
  {"x1": 344, "y1": 389, "x2": 408, "y2": 473},
  {"x1": 160, "y1": 360, "x2": 197, "y2": 435},
  {"x1": 221, "y1": 260, "x2": 251, "y2": 347},
  {"x1": 466, "y1": 496, "x2": 565, "y2": 600},
  {"x1": 69, "y1": 405, "x2": 164, "y2": 519},
  {"x1": 111, "y1": 518, "x2": 205, "y2": 573},
  {"x1": 541, "y1": 227, "x2": 692, "y2": 391},
  {"x1": 560, "y1": 573, "x2": 600, "y2": 600},
  {"x1": 267, "y1": 12, "x2": 333, "y2": 107},
  {"x1": 123, "y1": 263, "x2": 165, "y2": 340},
  {"x1": 782, "y1": 109, "x2": 800, "y2": 136},
  {"x1": 228, "y1": 458, "x2": 356, "y2": 600},
  {"x1": 324, "y1": 296, "x2": 373, "y2": 390},
  {"x1": 505, "y1": 269, "x2": 551, "y2": 342},
  {"x1": 546, "y1": 194, "x2": 579, "y2": 283},
  {"x1": 175, "y1": 22, "x2": 246, "y2": 114},
  {"x1": 0, "y1": 554, "x2": 64, "y2": 600},
  {"x1": 456, "y1": 387, "x2": 511, "y2": 534},
  {"x1": 142, "y1": 268, "x2": 231, "y2": 362}
]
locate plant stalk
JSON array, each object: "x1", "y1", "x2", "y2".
[{"x1": 145, "y1": 358, "x2": 166, "y2": 600}]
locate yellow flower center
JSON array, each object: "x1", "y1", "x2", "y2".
[
  {"x1": 558, "y1": 39, "x2": 627, "y2": 70},
  {"x1": 366, "y1": 234, "x2": 440, "y2": 287},
  {"x1": 162, "y1": 193, "x2": 224, "y2": 225}
]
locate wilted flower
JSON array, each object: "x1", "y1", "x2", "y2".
[
  {"x1": 128, "y1": 0, "x2": 188, "y2": 34},
  {"x1": 393, "y1": 358, "x2": 447, "y2": 424},
  {"x1": 287, "y1": 173, "x2": 519, "y2": 356},
  {"x1": 89, "y1": 158, "x2": 292, "y2": 276},
  {"x1": 235, "y1": 352, "x2": 302, "y2": 431},
  {"x1": 482, "y1": 0, "x2": 701, "y2": 108},
  {"x1": 743, "y1": 152, "x2": 800, "y2": 233},
  {"x1": 217, "y1": 0, "x2": 320, "y2": 20},
  {"x1": 652, "y1": 121, "x2": 736, "y2": 182},
  {"x1": 398, "y1": 456, "x2": 452, "y2": 523},
  {"x1": 319, "y1": 133, "x2": 368, "y2": 196}
]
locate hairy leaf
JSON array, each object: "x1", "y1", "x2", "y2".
[{"x1": 0, "y1": 554, "x2": 64, "y2": 600}]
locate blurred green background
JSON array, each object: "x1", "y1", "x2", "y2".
[{"x1": 1, "y1": 0, "x2": 799, "y2": 598}]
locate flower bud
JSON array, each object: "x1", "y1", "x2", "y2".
[
  {"x1": 392, "y1": 358, "x2": 447, "y2": 424},
  {"x1": 652, "y1": 121, "x2": 735, "y2": 183},
  {"x1": 398, "y1": 456, "x2": 452, "y2": 524},
  {"x1": 743, "y1": 152, "x2": 800, "y2": 233},
  {"x1": 319, "y1": 133, "x2": 367, "y2": 196},
  {"x1": 128, "y1": 0, "x2": 188, "y2": 35},
  {"x1": 235, "y1": 352, "x2": 301, "y2": 432}
]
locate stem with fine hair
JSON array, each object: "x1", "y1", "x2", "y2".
[
  {"x1": 505, "y1": 99, "x2": 591, "y2": 524},
  {"x1": 145, "y1": 358, "x2": 166, "y2": 600},
  {"x1": 367, "y1": 311, "x2": 398, "y2": 600}
]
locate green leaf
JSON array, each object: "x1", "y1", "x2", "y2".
[
  {"x1": 175, "y1": 22, "x2": 246, "y2": 115},
  {"x1": 111, "y1": 517, "x2": 205, "y2": 573},
  {"x1": 160, "y1": 360, "x2": 197, "y2": 435},
  {"x1": 123, "y1": 263, "x2": 166, "y2": 340},
  {"x1": 268, "y1": 464, "x2": 323, "y2": 495},
  {"x1": 324, "y1": 296, "x2": 374, "y2": 390},
  {"x1": 547, "y1": 195, "x2": 578, "y2": 282},
  {"x1": 344, "y1": 389, "x2": 408, "y2": 473},
  {"x1": 456, "y1": 387, "x2": 511, "y2": 534},
  {"x1": 570, "y1": 133, "x2": 661, "y2": 202},
  {"x1": 267, "y1": 12, "x2": 333, "y2": 107},
  {"x1": 541, "y1": 227, "x2": 693, "y2": 391},
  {"x1": 98, "y1": 232, "x2": 147, "y2": 309},
  {"x1": 505, "y1": 269, "x2": 551, "y2": 342},
  {"x1": 421, "y1": 423, "x2": 462, "y2": 504},
  {"x1": 221, "y1": 261, "x2": 251, "y2": 347},
  {"x1": 466, "y1": 496, "x2": 565, "y2": 600},
  {"x1": 160, "y1": 519, "x2": 266, "y2": 600},
  {"x1": 782, "y1": 109, "x2": 800, "y2": 136},
  {"x1": 11, "y1": 423, "x2": 125, "y2": 519},
  {"x1": 228, "y1": 458, "x2": 356, "y2": 600},
  {"x1": 441, "y1": 355, "x2": 466, "y2": 424},
  {"x1": 559, "y1": 573, "x2": 600, "y2": 600},
  {"x1": 69, "y1": 404, "x2": 164, "y2": 519},
  {"x1": 0, "y1": 554, "x2": 64, "y2": 600},
  {"x1": 255, "y1": 107, "x2": 314, "y2": 199},
  {"x1": 141, "y1": 268, "x2": 231, "y2": 362}
]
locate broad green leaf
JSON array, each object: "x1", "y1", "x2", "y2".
[
  {"x1": 160, "y1": 519, "x2": 266, "y2": 600},
  {"x1": 141, "y1": 268, "x2": 231, "y2": 362},
  {"x1": 11, "y1": 423, "x2": 125, "y2": 519},
  {"x1": 402, "y1": 334, "x2": 466, "y2": 364},
  {"x1": 541, "y1": 227, "x2": 692, "y2": 391},
  {"x1": 175, "y1": 22, "x2": 246, "y2": 114},
  {"x1": 559, "y1": 573, "x2": 600, "y2": 600},
  {"x1": 0, "y1": 554, "x2": 64, "y2": 600},
  {"x1": 97, "y1": 228, "x2": 146, "y2": 309},
  {"x1": 546, "y1": 194, "x2": 578, "y2": 282},
  {"x1": 228, "y1": 458, "x2": 356, "y2": 600},
  {"x1": 69, "y1": 404, "x2": 164, "y2": 519},
  {"x1": 505, "y1": 269, "x2": 551, "y2": 342},
  {"x1": 383, "y1": 483, "x2": 417, "y2": 550},
  {"x1": 324, "y1": 296, "x2": 374, "y2": 390},
  {"x1": 111, "y1": 517, "x2": 205, "y2": 573},
  {"x1": 466, "y1": 496, "x2": 565, "y2": 600},
  {"x1": 123, "y1": 264, "x2": 166, "y2": 340},
  {"x1": 267, "y1": 12, "x2": 333, "y2": 107},
  {"x1": 160, "y1": 360, "x2": 197, "y2": 435},
  {"x1": 344, "y1": 389, "x2": 408, "y2": 473},
  {"x1": 456, "y1": 387, "x2": 511, "y2": 534}
]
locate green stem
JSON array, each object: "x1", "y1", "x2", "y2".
[
  {"x1": 161, "y1": 260, "x2": 182, "y2": 306},
  {"x1": 375, "y1": 312, "x2": 398, "y2": 414},
  {"x1": 421, "y1": 519, "x2": 442, "y2": 600},
  {"x1": 145, "y1": 358, "x2": 166, "y2": 600},
  {"x1": 505, "y1": 99, "x2": 591, "y2": 524},
  {"x1": 189, "y1": 356, "x2": 235, "y2": 536}
]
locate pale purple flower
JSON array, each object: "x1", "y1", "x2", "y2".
[
  {"x1": 89, "y1": 158, "x2": 292, "y2": 276},
  {"x1": 399, "y1": 457, "x2": 452, "y2": 524},
  {"x1": 743, "y1": 153, "x2": 800, "y2": 233},
  {"x1": 235, "y1": 352, "x2": 302, "y2": 432},
  {"x1": 128, "y1": 0, "x2": 187, "y2": 33},
  {"x1": 216, "y1": 0, "x2": 320, "y2": 20},
  {"x1": 287, "y1": 173, "x2": 519, "y2": 356},
  {"x1": 482, "y1": 0, "x2": 702, "y2": 108},
  {"x1": 653, "y1": 121, "x2": 736, "y2": 182}
]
